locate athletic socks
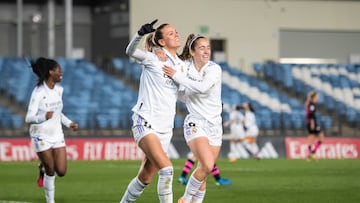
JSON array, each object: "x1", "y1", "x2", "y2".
[
  {"x1": 312, "y1": 141, "x2": 322, "y2": 153},
  {"x1": 192, "y1": 190, "x2": 206, "y2": 203},
  {"x1": 44, "y1": 174, "x2": 55, "y2": 203},
  {"x1": 307, "y1": 145, "x2": 312, "y2": 156},
  {"x1": 211, "y1": 164, "x2": 220, "y2": 181},
  {"x1": 181, "y1": 159, "x2": 194, "y2": 177},
  {"x1": 157, "y1": 166, "x2": 174, "y2": 203},
  {"x1": 120, "y1": 177, "x2": 147, "y2": 203},
  {"x1": 182, "y1": 175, "x2": 203, "y2": 202}
]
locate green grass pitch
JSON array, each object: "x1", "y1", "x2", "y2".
[{"x1": 0, "y1": 159, "x2": 359, "y2": 203}]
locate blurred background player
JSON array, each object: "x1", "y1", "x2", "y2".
[
  {"x1": 305, "y1": 91, "x2": 325, "y2": 160},
  {"x1": 241, "y1": 103, "x2": 260, "y2": 160},
  {"x1": 224, "y1": 105, "x2": 245, "y2": 162},
  {"x1": 26, "y1": 57, "x2": 78, "y2": 203},
  {"x1": 178, "y1": 153, "x2": 232, "y2": 186}
]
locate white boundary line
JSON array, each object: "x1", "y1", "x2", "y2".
[{"x1": 0, "y1": 201, "x2": 32, "y2": 203}]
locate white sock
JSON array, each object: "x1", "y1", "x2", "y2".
[
  {"x1": 120, "y1": 177, "x2": 147, "y2": 203},
  {"x1": 44, "y1": 174, "x2": 55, "y2": 203},
  {"x1": 192, "y1": 190, "x2": 206, "y2": 203},
  {"x1": 249, "y1": 143, "x2": 259, "y2": 155},
  {"x1": 229, "y1": 143, "x2": 238, "y2": 158},
  {"x1": 157, "y1": 166, "x2": 173, "y2": 203},
  {"x1": 182, "y1": 174, "x2": 203, "y2": 202}
]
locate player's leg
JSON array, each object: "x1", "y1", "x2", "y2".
[
  {"x1": 212, "y1": 164, "x2": 232, "y2": 186},
  {"x1": 181, "y1": 137, "x2": 220, "y2": 203},
  {"x1": 37, "y1": 149, "x2": 56, "y2": 203},
  {"x1": 178, "y1": 158, "x2": 195, "y2": 185},
  {"x1": 120, "y1": 157, "x2": 155, "y2": 203},
  {"x1": 140, "y1": 134, "x2": 173, "y2": 203},
  {"x1": 312, "y1": 130, "x2": 324, "y2": 154},
  {"x1": 37, "y1": 162, "x2": 45, "y2": 187},
  {"x1": 306, "y1": 134, "x2": 315, "y2": 159},
  {"x1": 53, "y1": 146, "x2": 67, "y2": 177}
]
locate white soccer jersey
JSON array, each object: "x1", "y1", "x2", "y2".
[
  {"x1": 229, "y1": 110, "x2": 245, "y2": 139},
  {"x1": 25, "y1": 82, "x2": 72, "y2": 142},
  {"x1": 126, "y1": 33, "x2": 186, "y2": 133},
  {"x1": 229, "y1": 110, "x2": 244, "y2": 126},
  {"x1": 173, "y1": 60, "x2": 222, "y2": 125},
  {"x1": 244, "y1": 111, "x2": 259, "y2": 137}
]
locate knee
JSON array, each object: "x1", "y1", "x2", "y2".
[
  {"x1": 199, "y1": 163, "x2": 214, "y2": 175},
  {"x1": 56, "y1": 169, "x2": 67, "y2": 177}
]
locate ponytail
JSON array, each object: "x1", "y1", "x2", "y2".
[
  {"x1": 31, "y1": 57, "x2": 58, "y2": 86},
  {"x1": 179, "y1": 34, "x2": 205, "y2": 61},
  {"x1": 305, "y1": 91, "x2": 317, "y2": 107}
]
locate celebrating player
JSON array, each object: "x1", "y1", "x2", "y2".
[
  {"x1": 119, "y1": 20, "x2": 185, "y2": 203},
  {"x1": 25, "y1": 57, "x2": 78, "y2": 203},
  {"x1": 163, "y1": 34, "x2": 223, "y2": 203}
]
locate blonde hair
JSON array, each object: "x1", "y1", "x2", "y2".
[
  {"x1": 305, "y1": 91, "x2": 317, "y2": 107},
  {"x1": 145, "y1": 33, "x2": 159, "y2": 52}
]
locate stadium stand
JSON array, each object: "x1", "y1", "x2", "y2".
[
  {"x1": 221, "y1": 62, "x2": 333, "y2": 133},
  {"x1": 256, "y1": 62, "x2": 360, "y2": 129},
  {"x1": 0, "y1": 57, "x2": 137, "y2": 131},
  {"x1": 1, "y1": 56, "x2": 359, "y2": 136}
]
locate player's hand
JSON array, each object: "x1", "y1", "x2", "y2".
[
  {"x1": 138, "y1": 19, "x2": 158, "y2": 36},
  {"x1": 70, "y1": 123, "x2": 78, "y2": 131},
  {"x1": 162, "y1": 65, "x2": 176, "y2": 78}
]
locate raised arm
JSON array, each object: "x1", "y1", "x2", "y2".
[{"x1": 125, "y1": 19, "x2": 158, "y2": 62}]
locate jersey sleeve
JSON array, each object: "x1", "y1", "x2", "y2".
[
  {"x1": 125, "y1": 33, "x2": 147, "y2": 62},
  {"x1": 172, "y1": 65, "x2": 221, "y2": 94},
  {"x1": 61, "y1": 113, "x2": 72, "y2": 128},
  {"x1": 25, "y1": 88, "x2": 47, "y2": 124}
]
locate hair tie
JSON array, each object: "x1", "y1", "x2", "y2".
[{"x1": 188, "y1": 34, "x2": 203, "y2": 51}]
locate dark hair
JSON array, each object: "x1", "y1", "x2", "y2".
[
  {"x1": 235, "y1": 105, "x2": 242, "y2": 111},
  {"x1": 153, "y1": 23, "x2": 169, "y2": 47},
  {"x1": 248, "y1": 103, "x2": 255, "y2": 113},
  {"x1": 179, "y1": 34, "x2": 205, "y2": 61},
  {"x1": 31, "y1": 57, "x2": 58, "y2": 86}
]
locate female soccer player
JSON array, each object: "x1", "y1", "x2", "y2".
[
  {"x1": 25, "y1": 57, "x2": 78, "y2": 203},
  {"x1": 163, "y1": 34, "x2": 223, "y2": 203},
  {"x1": 305, "y1": 91, "x2": 324, "y2": 160},
  {"x1": 119, "y1": 20, "x2": 185, "y2": 203},
  {"x1": 241, "y1": 102, "x2": 260, "y2": 160},
  {"x1": 224, "y1": 105, "x2": 245, "y2": 162}
]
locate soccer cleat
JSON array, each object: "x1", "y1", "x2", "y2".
[
  {"x1": 177, "y1": 176, "x2": 188, "y2": 185},
  {"x1": 37, "y1": 163, "x2": 44, "y2": 188},
  {"x1": 215, "y1": 178, "x2": 233, "y2": 186},
  {"x1": 307, "y1": 154, "x2": 317, "y2": 161}
]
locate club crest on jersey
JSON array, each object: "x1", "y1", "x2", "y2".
[{"x1": 191, "y1": 127, "x2": 197, "y2": 133}]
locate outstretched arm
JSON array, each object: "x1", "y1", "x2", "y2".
[{"x1": 163, "y1": 64, "x2": 221, "y2": 94}]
